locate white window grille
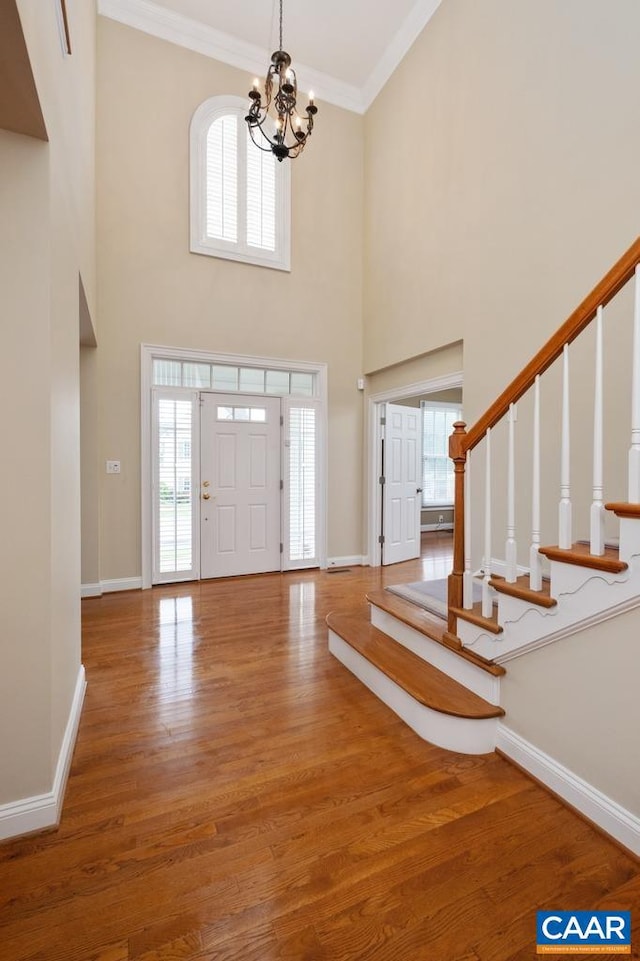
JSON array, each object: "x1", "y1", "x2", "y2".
[
  {"x1": 420, "y1": 401, "x2": 463, "y2": 508},
  {"x1": 190, "y1": 96, "x2": 290, "y2": 271}
]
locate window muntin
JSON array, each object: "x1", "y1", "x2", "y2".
[
  {"x1": 153, "y1": 359, "x2": 314, "y2": 397},
  {"x1": 190, "y1": 96, "x2": 290, "y2": 271},
  {"x1": 420, "y1": 401, "x2": 463, "y2": 508}
]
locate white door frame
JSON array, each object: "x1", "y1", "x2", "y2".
[
  {"x1": 141, "y1": 343, "x2": 328, "y2": 589},
  {"x1": 367, "y1": 371, "x2": 463, "y2": 568}
]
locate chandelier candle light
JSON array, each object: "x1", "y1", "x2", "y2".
[{"x1": 246, "y1": 0, "x2": 318, "y2": 161}]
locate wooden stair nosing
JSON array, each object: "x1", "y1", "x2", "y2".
[
  {"x1": 538, "y1": 542, "x2": 628, "y2": 574},
  {"x1": 327, "y1": 612, "x2": 504, "y2": 720},
  {"x1": 367, "y1": 589, "x2": 505, "y2": 677},
  {"x1": 489, "y1": 574, "x2": 557, "y2": 609},
  {"x1": 450, "y1": 602, "x2": 503, "y2": 635},
  {"x1": 605, "y1": 501, "x2": 640, "y2": 519}
]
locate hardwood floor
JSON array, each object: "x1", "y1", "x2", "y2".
[{"x1": 0, "y1": 534, "x2": 638, "y2": 960}]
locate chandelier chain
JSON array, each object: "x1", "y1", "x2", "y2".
[{"x1": 279, "y1": 0, "x2": 283, "y2": 52}]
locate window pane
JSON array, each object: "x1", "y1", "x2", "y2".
[
  {"x1": 207, "y1": 115, "x2": 238, "y2": 243},
  {"x1": 421, "y1": 403, "x2": 462, "y2": 507},
  {"x1": 246, "y1": 129, "x2": 276, "y2": 251},
  {"x1": 234, "y1": 407, "x2": 250, "y2": 421},
  {"x1": 249, "y1": 407, "x2": 266, "y2": 422},
  {"x1": 289, "y1": 407, "x2": 316, "y2": 562},
  {"x1": 265, "y1": 370, "x2": 290, "y2": 394},
  {"x1": 182, "y1": 363, "x2": 211, "y2": 388},
  {"x1": 290, "y1": 372, "x2": 314, "y2": 396},
  {"x1": 157, "y1": 398, "x2": 193, "y2": 573},
  {"x1": 153, "y1": 359, "x2": 182, "y2": 387},
  {"x1": 212, "y1": 365, "x2": 238, "y2": 391},
  {"x1": 217, "y1": 406, "x2": 234, "y2": 420},
  {"x1": 239, "y1": 367, "x2": 265, "y2": 393}
]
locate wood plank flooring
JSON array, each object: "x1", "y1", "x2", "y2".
[{"x1": 0, "y1": 534, "x2": 638, "y2": 960}]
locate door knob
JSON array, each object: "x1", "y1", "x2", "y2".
[
  {"x1": 416, "y1": 488, "x2": 423, "y2": 494},
  {"x1": 202, "y1": 492, "x2": 211, "y2": 500}
]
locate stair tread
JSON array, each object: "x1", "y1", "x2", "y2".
[
  {"x1": 327, "y1": 611, "x2": 504, "y2": 720},
  {"x1": 450, "y1": 602, "x2": 503, "y2": 635},
  {"x1": 489, "y1": 574, "x2": 557, "y2": 608},
  {"x1": 367, "y1": 589, "x2": 505, "y2": 676},
  {"x1": 539, "y1": 541, "x2": 628, "y2": 573},
  {"x1": 605, "y1": 501, "x2": 640, "y2": 519}
]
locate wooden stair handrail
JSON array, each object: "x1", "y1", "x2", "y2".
[{"x1": 464, "y1": 236, "x2": 640, "y2": 452}]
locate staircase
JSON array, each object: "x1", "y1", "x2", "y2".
[{"x1": 328, "y1": 237, "x2": 640, "y2": 755}]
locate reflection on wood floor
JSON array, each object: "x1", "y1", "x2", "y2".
[{"x1": 0, "y1": 531, "x2": 638, "y2": 960}]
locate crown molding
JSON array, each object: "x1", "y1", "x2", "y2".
[
  {"x1": 98, "y1": 0, "x2": 365, "y2": 113},
  {"x1": 361, "y1": 0, "x2": 442, "y2": 110},
  {"x1": 98, "y1": 0, "x2": 442, "y2": 115}
]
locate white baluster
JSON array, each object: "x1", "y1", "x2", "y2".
[
  {"x1": 559, "y1": 344, "x2": 572, "y2": 549},
  {"x1": 630, "y1": 265, "x2": 640, "y2": 502},
  {"x1": 590, "y1": 306, "x2": 605, "y2": 554},
  {"x1": 530, "y1": 376, "x2": 542, "y2": 591},
  {"x1": 463, "y1": 451, "x2": 473, "y2": 609},
  {"x1": 482, "y1": 428, "x2": 493, "y2": 618},
  {"x1": 505, "y1": 404, "x2": 517, "y2": 582}
]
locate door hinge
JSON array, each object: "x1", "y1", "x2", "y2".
[
  {"x1": 280, "y1": 479, "x2": 284, "y2": 490},
  {"x1": 379, "y1": 475, "x2": 385, "y2": 486},
  {"x1": 378, "y1": 535, "x2": 385, "y2": 545},
  {"x1": 280, "y1": 542, "x2": 283, "y2": 553},
  {"x1": 380, "y1": 416, "x2": 386, "y2": 426},
  {"x1": 280, "y1": 415, "x2": 284, "y2": 426}
]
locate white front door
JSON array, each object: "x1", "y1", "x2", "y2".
[
  {"x1": 200, "y1": 393, "x2": 281, "y2": 578},
  {"x1": 382, "y1": 402, "x2": 422, "y2": 565}
]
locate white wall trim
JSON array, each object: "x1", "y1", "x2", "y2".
[
  {"x1": 81, "y1": 582, "x2": 102, "y2": 598},
  {"x1": 361, "y1": 0, "x2": 442, "y2": 110},
  {"x1": 367, "y1": 371, "x2": 463, "y2": 567},
  {"x1": 0, "y1": 666, "x2": 86, "y2": 842},
  {"x1": 101, "y1": 577, "x2": 143, "y2": 593},
  {"x1": 497, "y1": 724, "x2": 640, "y2": 857},
  {"x1": 421, "y1": 523, "x2": 454, "y2": 533},
  {"x1": 98, "y1": 0, "x2": 364, "y2": 113}
]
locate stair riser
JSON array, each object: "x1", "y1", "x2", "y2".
[
  {"x1": 619, "y1": 517, "x2": 640, "y2": 564},
  {"x1": 370, "y1": 605, "x2": 500, "y2": 704},
  {"x1": 459, "y1": 565, "x2": 640, "y2": 662},
  {"x1": 550, "y1": 559, "x2": 628, "y2": 596},
  {"x1": 329, "y1": 631, "x2": 498, "y2": 755}
]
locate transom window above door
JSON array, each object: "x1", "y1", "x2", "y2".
[{"x1": 152, "y1": 359, "x2": 315, "y2": 397}]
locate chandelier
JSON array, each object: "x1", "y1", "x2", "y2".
[{"x1": 246, "y1": 0, "x2": 318, "y2": 161}]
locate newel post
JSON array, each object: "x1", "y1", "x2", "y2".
[{"x1": 448, "y1": 421, "x2": 467, "y2": 634}]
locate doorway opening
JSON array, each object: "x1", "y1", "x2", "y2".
[{"x1": 367, "y1": 372, "x2": 463, "y2": 568}]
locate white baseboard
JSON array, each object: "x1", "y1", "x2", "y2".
[
  {"x1": 421, "y1": 523, "x2": 454, "y2": 533},
  {"x1": 497, "y1": 724, "x2": 640, "y2": 857},
  {"x1": 81, "y1": 582, "x2": 102, "y2": 598},
  {"x1": 327, "y1": 556, "x2": 365, "y2": 569},
  {"x1": 0, "y1": 665, "x2": 86, "y2": 841},
  {"x1": 101, "y1": 577, "x2": 143, "y2": 593}
]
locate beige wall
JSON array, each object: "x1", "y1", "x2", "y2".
[
  {"x1": 363, "y1": 0, "x2": 640, "y2": 816},
  {"x1": 0, "y1": 0, "x2": 95, "y2": 808},
  {"x1": 364, "y1": 0, "x2": 640, "y2": 422},
  {"x1": 502, "y1": 609, "x2": 640, "y2": 814},
  {"x1": 95, "y1": 18, "x2": 364, "y2": 578}
]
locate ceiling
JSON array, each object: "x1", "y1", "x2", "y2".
[{"x1": 98, "y1": 0, "x2": 443, "y2": 112}]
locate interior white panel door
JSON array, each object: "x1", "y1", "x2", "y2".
[
  {"x1": 382, "y1": 402, "x2": 421, "y2": 565},
  {"x1": 200, "y1": 393, "x2": 281, "y2": 578}
]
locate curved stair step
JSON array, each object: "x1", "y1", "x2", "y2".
[
  {"x1": 367, "y1": 589, "x2": 504, "y2": 677},
  {"x1": 327, "y1": 612, "x2": 503, "y2": 720},
  {"x1": 327, "y1": 611, "x2": 503, "y2": 755}
]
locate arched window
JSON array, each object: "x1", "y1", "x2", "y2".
[{"x1": 190, "y1": 96, "x2": 291, "y2": 271}]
